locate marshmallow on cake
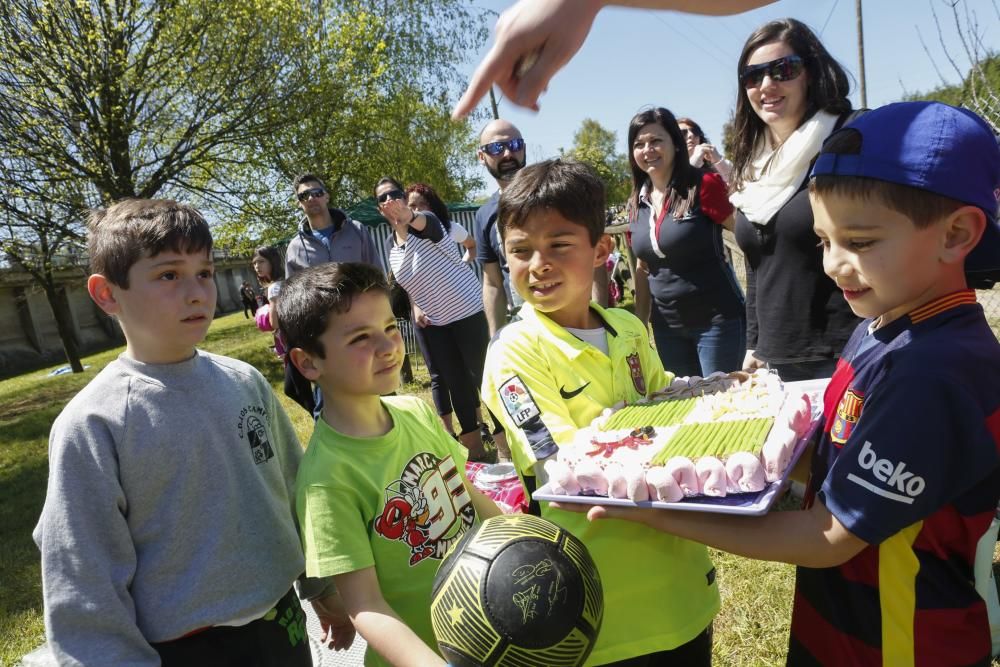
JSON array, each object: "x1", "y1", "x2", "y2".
[{"x1": 544, "y1": 370, "x2": 813, "y2": 502}]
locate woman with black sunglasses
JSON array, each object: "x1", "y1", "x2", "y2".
[
  {"x1": 730, "y1": 18, "x2": 863, "y2": 382},
  {"x1": 375, "y1": 177, "x2": 497, "y2": 462}
]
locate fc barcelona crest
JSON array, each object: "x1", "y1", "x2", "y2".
[
  {"x1": 830, "y1": 388, "x2": 864, "y2": 445},
  {"x1": 626, "y1": 353, "x2": 646, "y2": 394}
]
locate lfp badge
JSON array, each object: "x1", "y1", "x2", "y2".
[{"x1": 499, "y1": 375, "x2": 541, "y2": 427}]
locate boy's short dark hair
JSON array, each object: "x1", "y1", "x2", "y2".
[
  {"x1": 810, "y1": 129, "x2": 965, "y2": 229},
  {"x1": 292, "y1": 173, "x2": 326, "y2": 193},
  {"x1": 277, "y1": 262, "x2": 388, "y2": 359},
  {"x1": 88, "y1": 199, "x2": 212, "y2": 288},
  {"x1": 498, "y1": 159, "x2": 606, "y2": 245}
]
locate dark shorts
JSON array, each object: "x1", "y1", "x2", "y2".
[{"x1": 151, "y1": 588, "x2": 312, "y2": 667}]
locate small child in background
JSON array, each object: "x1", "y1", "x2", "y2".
[
  {"x1": 240, "y1": 280, "x2": 258, "y2": 318},
  {"x1": 252, "y1": 245, "x2": 314, "y2": 415}
]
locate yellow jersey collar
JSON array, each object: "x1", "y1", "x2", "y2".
[{"x1": 518, "y1": 302, "x2": 619, "y2": 359}]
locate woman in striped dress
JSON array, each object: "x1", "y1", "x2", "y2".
[{"x1": 376, "y1": 177, "x2": 493, "y2": 461}]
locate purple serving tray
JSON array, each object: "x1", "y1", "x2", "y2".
[{"x1": 532, "y1": 379, "x2": 828, "y2": 516}]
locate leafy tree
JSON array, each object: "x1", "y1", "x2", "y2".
[
  {"x1": 0, "y1": 0, "x2": 487, "y2": 370},
  {"x1": 0, "y1": 0, "x2": 323, "y2": 371},
  {"x1": 560, "y1": 119, "x2": 630, "y2": 207},
  {"x1": 0, "y1": 159, "x2": 91, "y2": 371},
  {"x1": 214, "y1": 0, "x2": 490, "y2": 253}
]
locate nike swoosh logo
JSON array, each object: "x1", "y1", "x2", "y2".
[{"x1": 559, "y1": 383, "x2": 590, "y2": 399}]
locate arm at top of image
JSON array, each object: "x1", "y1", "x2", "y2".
[{"x1": 453, "y1": 0, "x2": 776, "y2": 117}]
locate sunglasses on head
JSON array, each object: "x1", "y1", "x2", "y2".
[
  {"x1": 479, "y1": 138, "x2": 526, "y2": 156},
  {"x1": 376, "y1": 189, "x2": 406, "y2": 204},
  {"x1": 296, "y1": 187, "x2": 326, "y2": 202},
  {"x1": 740, "y1": 55, "x2": 805, "y2": 88}
]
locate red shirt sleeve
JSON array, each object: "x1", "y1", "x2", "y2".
[{"x1": 700, "y1": 172, "x2": 733, "y2": 225}]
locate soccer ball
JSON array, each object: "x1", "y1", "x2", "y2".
[{"x1": 430, "y1": 513, "x2": 603, "y2": 667}]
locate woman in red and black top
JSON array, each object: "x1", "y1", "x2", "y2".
[{"x1": 627, "y1": 106, "x2": 746, "y2": 377}]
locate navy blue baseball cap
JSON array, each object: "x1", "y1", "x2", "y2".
[{"x1": 813, "y1": 101, "x2": 1000, "y2": 278}]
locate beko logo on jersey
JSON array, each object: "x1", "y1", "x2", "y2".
[{"x1": 846, "y1": 441, "x2": 925, "y2": 504}]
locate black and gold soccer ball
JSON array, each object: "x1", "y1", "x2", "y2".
[{"x1": 431, "y1": 513, "x2": 603, "y2": 667}]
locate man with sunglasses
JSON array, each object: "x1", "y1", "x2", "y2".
[
  {"x1": 285, "y1": 173, "x2": 380, "y2": 278},
  {"x1": 475, "y1": 119, "x2": 530, "y2": 336},
  {"x1": 475, "y1": 121, "x2": 610, "y2": 335},
  {"x1": 283, "y1": 173, "x2": 381, "y2": 420}
]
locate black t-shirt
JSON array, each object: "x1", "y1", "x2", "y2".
[
  {"x1": 630, "y1": 173, "x2": 744, "y2": 328},
  {"x1": 734, "y1": 180, "x2": 859, "y2": 364}
]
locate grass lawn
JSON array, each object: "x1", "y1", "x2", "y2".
[{"x1": 2, "y1": 310, "x2": 997, "y2": 666}]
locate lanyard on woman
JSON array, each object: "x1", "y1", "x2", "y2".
[{"x1": 648, "y1": 193, "x2": 672, "y2": 259}]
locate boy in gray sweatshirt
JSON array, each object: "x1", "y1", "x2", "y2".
[{"x1": 33, "y1": 199, "x2": 353, "y2": 666}]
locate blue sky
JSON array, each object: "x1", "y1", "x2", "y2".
[{"x1": 463, "y1": 0, "x2": 1000, "y2": 196}]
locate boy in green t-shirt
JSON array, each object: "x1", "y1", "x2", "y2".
[
  {"x1": 278, "y1": 261, "x2": 500, "y2": 667},
  {"x1": 481, "y1": 159, "x2": 720, "y2": 665}
]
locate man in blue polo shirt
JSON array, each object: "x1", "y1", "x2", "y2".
[{"x1": 475, "y1": 119, "x2": 528, "y2": 336}]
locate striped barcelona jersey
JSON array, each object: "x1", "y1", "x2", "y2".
[{"x1": 789, "y1": 290, "x2": 1000, "y2": 666}]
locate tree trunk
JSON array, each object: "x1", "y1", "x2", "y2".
[{"x1": 43, "y1": 281, "x2": 84, "y2": 373}]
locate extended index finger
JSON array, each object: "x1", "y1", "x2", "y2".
[{"x1": 453, "y1": 42, "x2": 513, "y2": 119}]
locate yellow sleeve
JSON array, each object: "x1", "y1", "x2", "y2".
[{"x1": 482, "y1": 335, "x2": 582, "y2": 475}]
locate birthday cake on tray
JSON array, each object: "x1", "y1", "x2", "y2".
[{"x1": 543, "y1": 370, "x2": 813, "y2": 502}]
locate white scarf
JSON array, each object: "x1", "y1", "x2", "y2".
[{"x1": 729, "y1": 111, "x2": 839, "y2": 224}]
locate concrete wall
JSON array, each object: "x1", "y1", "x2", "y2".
[{"x1": 0, "y1": 256, "x2": 258, "y2": 379}]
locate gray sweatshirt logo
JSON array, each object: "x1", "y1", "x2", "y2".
[{"x1": 245, "y1": 413, "x2": 274, "y2": 464}]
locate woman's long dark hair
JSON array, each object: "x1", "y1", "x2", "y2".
[
  {"x1": 730, "y1": 18, "x2": 852, "y2": 192},
  {"x1": 252, "y1": 245, "x2": 284, "y2": 282},
  {"x1": 405, "y1": 182, "x2": 452, "y2": 231},
  {"x1": 626, "y1": 107, "x2": 701, "y2": 222}
]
